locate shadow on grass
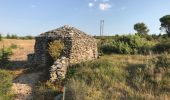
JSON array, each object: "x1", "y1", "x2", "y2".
[
  {"x1": 125, "y1": 63, "x2": 146, "y2": 91},
  {"x1": 0, "y1": 60, "x2": 28, "y2": 70}
]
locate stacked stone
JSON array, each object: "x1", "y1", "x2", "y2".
[
  {"x1": 27, "y1": 25, "x2": 98, "y2": 81},
  {"x1": 50, "y1": 57, "x2": 69, "y2": 82}
]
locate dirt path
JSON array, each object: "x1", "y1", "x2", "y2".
[{"x1": 12, "y1": 72, "x2": 42, "y2": 100}]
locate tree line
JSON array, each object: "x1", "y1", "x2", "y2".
[{"x1": 134, "y1": 15, "x2": 170, "y2": 37}]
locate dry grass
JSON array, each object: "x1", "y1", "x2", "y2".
[
  {"x1": 0, "y1": 39, "x2": 35, "y2": 61},
  {"x1": 65, "y1": 54, "x2": 170, "y2": 100}
]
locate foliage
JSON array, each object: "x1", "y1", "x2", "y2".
[
  {"x1": 0, "y1": 47, "x2": 13, "y2": 67},
  {"x1": 5, "y1": 34, "x2": 34, "y2": 39},
  {"x1": 99, "y1": 35, "x2": 154, "y2": 54},
  {"x1": 48, "y1": 40, "x2": 64, "y2": 60},
  {"x1": 19, "y1": 35, "x2": 35, "y2": 40},
  {"x1": 6, "y1": 34, "x2": 19, "y2": 39},
  {"x1": 153, "y1": 39, "x2": 170, "y2": 53},
  {"x1": 134, "y1": 22, "x2": 149, "y2": 35},
  {"x1": 34, "y1": 81, "x2": 62, "y2": 100},
  {"x1": 160, "y1": 15, "x2": 170, "y2": 37},
  {"x1": 0, "y1": 70, "x2": 13, "y2": 100}
]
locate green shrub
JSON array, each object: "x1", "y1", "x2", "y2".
[
  {"x1": 0, "y1": 70, "x2": 13, "y2": 100},
  {"x1": 0, "y1": 47, "x2": 13, "y2": 67},
  {"x1": 153, "y1": 40, "x2": 170, "y2": 53},
  {"x1": 99, "y1": 34, "x2": 154, "y2": 54},
  {"x1": 48, "y1": 40, "x2": 64, "y2": 60}
]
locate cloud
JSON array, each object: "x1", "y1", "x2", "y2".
[
  {"x1": 89, "y1": 2, "x2": 94, "y2": 7},
  {"x1": 99, "y1": 3, "x2": 111, "y2": 11}
]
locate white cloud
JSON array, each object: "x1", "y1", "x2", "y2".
[
  {"x1": 99, "y1": 3, "x2": 111, "y2": 11},
  {"x1": 89, "y1": 2, "x2": 94, "y2": 7}
]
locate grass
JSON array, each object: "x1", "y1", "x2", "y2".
[
  {"x1": 0, "y1": 39, "x2": 35, "y2": 60},
  {"x1": 0, "y1": 69, "x2": 14, "y2": 100},
  {"x1": 0, "y1": 38, "x2": 169, "y2": 100},
  {"x1": 0, "y1": 39, "x2": 35, "y2": 100},
  {"x1": 65, "y1": 54, "x2": 170, "y2": 100}
]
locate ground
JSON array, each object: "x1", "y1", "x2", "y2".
[
  {"x1": 0, "y1": 39, "x2": 41, "y2": 100},
  {"x1": 12, "y1": 72, "x2": 42, "y2": 100},
  {"x1": 0, "y1": 39, "x2": 170, "y2": 100}
]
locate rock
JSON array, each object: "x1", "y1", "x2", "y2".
[
  {"x1": 27, "y1": 25, "x2": 98, "y2": 82},
  {"x1": 27, "y1": 25, "x2": 98, "y2": 67}
]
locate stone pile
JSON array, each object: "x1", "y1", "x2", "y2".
[
  {"x1": 50, "y1": 57, "x2": 69, "y2": 82},
  {"x1": 27, "y1": 25, "x2": 98, "y2": 82}
]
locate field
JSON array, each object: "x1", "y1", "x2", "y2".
[
  {"x1": 0, "y1": 38, "x2": 170, "y2": 100},
  {"x1": 0, "y1": 39, "x2": 35, "y2": 61}
]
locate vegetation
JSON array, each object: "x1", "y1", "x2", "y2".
[
  {"x1": 0, "y1": 46, "x2": 13, "y2": 68},
  {"x1": 34, "y1": 81, "x2": 62, "y2": 100},
  {"x1": 134, "y1": 22, "x2": 149, "y2": 35},
  {"x1": 0, "y1": 34, "x2": 2, "y2": 41},
  {"x1": 48, "y1": 40, "x2": 64, "y2": 60},
  {"x1": 0, "y1": 70, "x2": 14, "y2": 100},
  {"x1": 99, "y1": 34, "x2": 155, "y2": 55},
  {"x1": 64, "y1": 54, "x2": 170, "y2": 100},
  {"x1": 10, "y1": 43, "x2": 18, "y2": 49},
  {"x1": 5, "y1": 34, "x2": 34, "y2": 39},
  {"x1": 153, "y1": 39, "x2": 170, "y2": 53},
  {"x1": 160, "y1": 15, "x2": 170, "y2": 37}
]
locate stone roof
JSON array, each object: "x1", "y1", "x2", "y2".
[{"x1": 38, "y1": 25, "x2": 93, "y2": 38}]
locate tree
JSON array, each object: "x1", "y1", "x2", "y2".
[
  {"x1": 0, "y1": 46, "x2": 13, "y2": 67},
  {"x1": 134, "y1": 22, "x2": 149, "y2": 35},
  {"x1": 160, "y1": 15, "x2": 170, "y2": 37}
]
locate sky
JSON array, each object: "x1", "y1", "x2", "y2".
[{"x1": 0, "y1": 0, "x2": 169, "y2": 36}]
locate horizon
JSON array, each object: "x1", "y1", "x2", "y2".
[{"x1": 0, "y1": 0, "x2": 170, "y2": 36}]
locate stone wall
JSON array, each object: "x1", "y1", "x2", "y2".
[
  {"x1": 69, "y1": 32, "x2": 98, "y2": 63},
  {"x1": 27, "y1": 25, "x2": 98, "y2": 82},
  {"x1": 50, "y1": 57, "x2": 69, "y2": 82},
  {"x1": 28, "y1": 25, "x2": 98, "y2": 67}
]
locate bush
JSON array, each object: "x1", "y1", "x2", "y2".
[
  {"x1": 19, "y1": 35, "x2": 35, "y2": 40},
  {"x1": 0, "y1": 70, "x2": 13, "y2": 100},
  {"x1": 99, "y1": 35, "x2": 154, "y2": 54},
  {"x1": 153, "y1": 40, "x2": 170, "y2": 53},
  {"x1": 48, "y1": 40, "x2": 64, "y2": 60},
  {"x1": 0, "y1": 47, "x2": 13, "y2": 67}
]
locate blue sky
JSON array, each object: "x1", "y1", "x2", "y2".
[{"x1": 0, "y1": 0, "x2": 169, "y2": 36}]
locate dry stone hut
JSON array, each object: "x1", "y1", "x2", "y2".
[
  {"x1": 28, "y1": 25, "x2": 98, "y2": 81},
  {"x1": 28, "y1": 25, "x2": 98, "y2": 66}
]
